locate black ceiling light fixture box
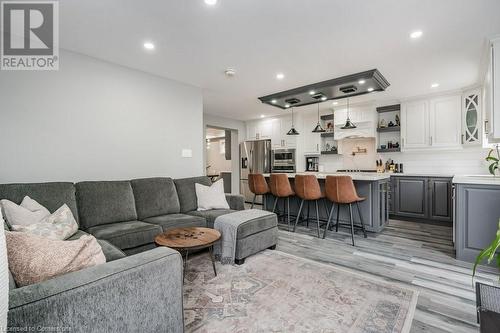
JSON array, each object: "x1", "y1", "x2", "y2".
[{"x1": 258, "y1": 69, "x2": 390, "y2": 109}]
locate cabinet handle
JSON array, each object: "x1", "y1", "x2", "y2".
[
  {"x1": 402, "y1": 138, "x2": 404, "y2": 147},
  {"x1": 461, "y1": 134, "x2": 464, "y2": 145},
  {"x1": 430, "y1": 136, "x2": 433, "y2": 146},
  {"x1": 316, "y1": 144, "x2": 319, "y2": 152},
  {"x1": 485, "y1": 120, "x2": 489, "y2": 135}
]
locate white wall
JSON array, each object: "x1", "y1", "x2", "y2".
[
  {"x1": 203, "y1": 114, "x2": 246, "y2": 194},
  {"x1": 0, "y1": 50, "x2": 204, "y2": 182}
]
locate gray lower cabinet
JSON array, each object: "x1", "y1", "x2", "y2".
[
  {"x1": 391, "y1": 176, "x2": 452, "y2": 222},
  {"x1": 455, "y1": 183, "x2": 500, "y2": 262}
]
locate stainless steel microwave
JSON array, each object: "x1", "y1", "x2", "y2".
[{"x1": 271, "y1": 149, "x2": 296, "y2": 173}]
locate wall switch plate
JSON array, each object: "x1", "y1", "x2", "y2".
[{"x1": 182, "y1": 149, "x2": 192, "y2": 158}]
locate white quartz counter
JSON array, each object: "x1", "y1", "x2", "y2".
[
  {"x1": 390, "y1": 173, "x2": 454, "y2": 178},
  {"x1": 263, "y1": 172, "x2": 390, "y2": 181},
  {"x1": 452, "y1": 174, "x2": 500, "y2": 185}
]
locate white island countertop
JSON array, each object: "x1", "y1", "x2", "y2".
[
  {"x1": 452, "y1": 174, "x2": 500, "y2": 185},
  {"x1": 263, "y1": 172, "x2": 391, "y2": 181}
]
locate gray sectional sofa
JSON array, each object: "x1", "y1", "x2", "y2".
[{"x1": 0, "y1": 176, "x2": 245, "y2": 332}]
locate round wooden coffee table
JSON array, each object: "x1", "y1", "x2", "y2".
[{"x1": 155, "y1": 227, "x2": 221, "y2": 276}]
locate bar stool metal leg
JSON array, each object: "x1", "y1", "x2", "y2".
[
  {"x1": 323, "y1": 203, "x2": 336, "y2": 239},
  {"x1": 287, "y1": 197, "x2": 291, "y2": 231},
  {"x1": 293, "y1": 199, "x2": 305, "y2": 232},
  {"x1": 251, "y1": 194, "x2": 256, "y2": 209},
  {"x1": 315, "y1": 200, "x2": 321, "y2": 238},
  {"x1": 356, "y1": 202, "x2": 368, "y2": 238},
  {"x1": 272, "y1": 197, "x2": 279, "y2": 214},
  {"x1": 335, "y1": 205, "x2": 340, "y2": 232},
  {"x1": 348, "y1": 204, "x2": 355, "y2": 246}
]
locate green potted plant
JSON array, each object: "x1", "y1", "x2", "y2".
[{"x1": 486, "y1": 145, "x2": 500, "y2": 175}]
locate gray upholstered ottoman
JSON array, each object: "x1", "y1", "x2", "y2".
[{"x1": 233, "y1": 210, "x2": 278, "y2": 265}]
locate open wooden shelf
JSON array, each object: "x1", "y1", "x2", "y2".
[
  {"x1": 377, "y1": 148, "x2": 401, "y2": 153},
  {"x1": 377, "y1": 126, "x2": 400, "y2": 133}
]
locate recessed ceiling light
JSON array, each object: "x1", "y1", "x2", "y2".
[
  {"x1": 410, "y1": 30, "x2": 423, "y2": 39},
  {"x1": 321, "y1": 96, "x2": 327, "y2": 101},
  {"x1": 260, "y1": 114, "x2": 265, "y2": 118},
  {"x1": 367, "y1": 87, "x2": 374, "y2": 92},
  {"x1": 431, "y1": 83, "x2": 440, "y2": 88},
  {"x1": 285, "y1": 104, "x2": 291, "y2": 108},
  {"x1": 276, "y1": 73, "x2": 285, "y2": 80},
  {"x1": 271, "y1": 99, "x2": 277, "y2": 104},
  {"x1": 358, "y1": 79, "x2": 366, "y2": 85},
  {"x1": 309, "y1": 90, "x2": 316, "y2": 95},
  {"x1": 143, "y1": 42, "x2": 155, "y2": 50},
  {"x1": 204, "y1": 0, "x2": 217, "y2": 5},
  {"x1": 332, "y1": 101, "x2": 338, "y2": 105}
]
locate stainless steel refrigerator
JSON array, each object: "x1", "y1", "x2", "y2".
[{"x1": 240, "y1": 140, "x2": 272, "y2": 204}]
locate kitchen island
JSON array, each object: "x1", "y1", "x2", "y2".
[
  {"x1": 262, "y1": 172, "x2": 391, "y2": 232},
  {"x1": 453, "y1": 175, "x2": 500, "y2": 263}
]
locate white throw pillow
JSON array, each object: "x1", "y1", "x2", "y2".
[
  {"x1": 195, "y1": 179, "x2": 230, "y2": 211},
  {"x1": 20, "y1": 196, "x2": 51, "y2": 216},
  {"x1": 11, "y1": 204, "x2": 78, "y2": 240},
  {"x1": 0, "y1": 197, "x2": 50, "y2": 226}
]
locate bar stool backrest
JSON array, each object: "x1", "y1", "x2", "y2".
[
  {"x1": 325, "y1": 175, "x2": 361, "y2": 204},
  {"x1": 248, "y1": 174, "x2": 269, "y2": 195},
  {"x1": 270, "y1": 174, "x2": 294, "y2": 197},
  {"x1": 295, "y1": 175, "x2": 322, "y2": 200}
]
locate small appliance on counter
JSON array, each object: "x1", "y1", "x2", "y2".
[
  {"x1": 271, "y1": 148, "x2": 296, "y2": 173},
  {"x1": 306, "y1": 156, "x2": 319, "y2": 172}
]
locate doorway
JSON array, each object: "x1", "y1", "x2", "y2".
[{"x1": 205, "y1": 126, "x2": 233, "y2": 193}]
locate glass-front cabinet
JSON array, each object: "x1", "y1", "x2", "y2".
[{"x1": 463, "y1": 89, "x2": 481, "y2": 146}]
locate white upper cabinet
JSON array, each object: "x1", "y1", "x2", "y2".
[
  {"x1": 463, "y1": 89, "x2": 482, "y2": 146},
  {"x1": 401, "y1": 100, "x2": 429, "y2": 149},
  {"x1": 246, "y1": 116, "x2": 296, "y2": 148},
  {"x1": 301, "y1": 110, "x2": 321, "y2": 154},
  {"x1": 402, "y1": 94, "x2": 462, "y2": 150},
  {"x1": 429, "y1": 95, "x2": 462, "y2": 148},
  {"x1": 485, "y1": 38, "x2": 500, "y2": 142}
]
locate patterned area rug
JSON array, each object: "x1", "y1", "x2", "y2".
[{"x1": 184, "y1": 250, "x2": 418, "y2": 333}]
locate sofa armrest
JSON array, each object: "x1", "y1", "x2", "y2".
[
  {"x1": 8, "y1": 247, "x2": 184, "y2": 333},
  {"x1": 226, "y1": 194, "x2": 245, "y2": 210}
]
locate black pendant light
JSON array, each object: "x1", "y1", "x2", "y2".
[
  {"x1": 341, "y1": 98, "x2": 357, "y2": 129},
  {"x1": 312, "y1": 102, "x2": 326, "y2": 133},
  {"x1": 286, "y1": 107, "x2": 299, "y2": 135}
]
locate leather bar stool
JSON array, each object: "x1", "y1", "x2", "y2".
[
  {"x1": 269, "y1": 173, "x2": 295, "y2": 231},
  {"x1": 248, "y1": 173, "x2": 270, "y2": 210},
  {"x1": 323, "y1": 175, "x2": 367, "y2": 246},
  {"x1": 293, "y1": 175, "x2": 324, "y2": 238}
]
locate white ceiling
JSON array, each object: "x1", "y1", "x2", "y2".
[{"x1": 60, "y1": 0, "x2": 500, "y2": 120}]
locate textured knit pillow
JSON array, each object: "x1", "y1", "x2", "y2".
[
  {"x1": 195, "y1": 179, "x2": 229, "y2": 211},
  {"x1": 11, "y1": 204, "x2": 78, "y2": 240},
  {"x1": 0, "y1": 197, "x2": 50, "y2": 226},
  {"x1": 5, "y1": 232, "x2": 106, "y2": 287}
]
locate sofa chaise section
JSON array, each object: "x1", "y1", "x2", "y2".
[
  {"x1": 131, "y1": 177, "x2": 206, "y2": 231},
  {"x1": 8, "y1": 247, "x2": 184, "y2": 333},
  {"x1": 76, "y1": 181, "x2": 162, "y2": 254}
]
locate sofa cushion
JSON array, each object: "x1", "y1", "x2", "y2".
[
  {"x1": 131, "y1": 177, "x2": 180, "y2": 219},
  {"x1": 0, "y1": 182, "x2": 79, "y2": 224},
  {"x1": 87, "y1": 221, "x2": 162, "y2": 250},
  {"x1": 76, "y1": 181, "x2": 138, "y2": 230},
  {"x1": 68, "y1": 230, "x2": 126, "y2": 262},
  {"x1": 187, "y1": 209, "x2": 236, "y2": 228},
  {"x1": 143, "y1": 213, "x2": 206, "y2": 231},
  {"x1": 235, "y1": 212, "x2": 278, "y2": 239},
  {"x1": 174, "y1": 177, "x2": 212, "y2": 213}
]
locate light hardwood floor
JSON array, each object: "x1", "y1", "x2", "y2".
[{"x1": 275, "y1": 218, "x2": 499, "y2": 333}]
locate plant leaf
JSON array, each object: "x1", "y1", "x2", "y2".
[
  {"x1": 486, "y1": 156, "x2": 499, "y2": 162},
  {"x1": 487, "y1": 232, "x2": 500, "y2": 263},
  {"x1": 489, "y1": 163, "x2": 498, "y2": 175},
  {"x1": 473, "y1": 244, "x2": 494, "y2": 280}
]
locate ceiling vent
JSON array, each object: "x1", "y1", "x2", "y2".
[{"x1": 339, "y1": 85, "x2": 357, "y2": 94}]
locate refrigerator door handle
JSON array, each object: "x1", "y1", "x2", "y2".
[{"x1": 249, "y1": 149, "x2": 253, "y2": 173}]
